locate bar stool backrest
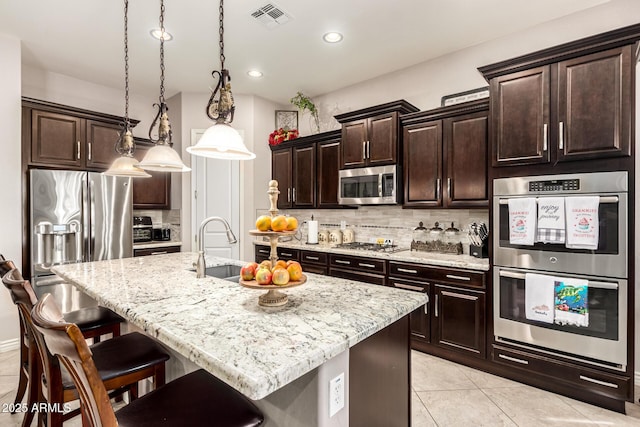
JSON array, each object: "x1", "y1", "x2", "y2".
[{"x1": 32, "y1": 294, "x2": 118, "y2": 427}]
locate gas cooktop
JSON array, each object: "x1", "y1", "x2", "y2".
[{"x1": 334, "y1": 242, "x2": 406, "y2": 253}]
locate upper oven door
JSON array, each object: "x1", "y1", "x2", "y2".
[{"x1": 492, "y1": 172, "x2": 628, "y2": 278}]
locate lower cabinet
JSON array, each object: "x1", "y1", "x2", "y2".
[
  {"x1": 389, "y1": 277, "x2": 430, "y2": 343},
  {"x1": 433, "y1": 284, "x2": 485, "y2": 358},
  {"x1": 300, "y1": 250, "x2": 328, "y2": 275},
  {"x1": 133, "y1": 245, "x2": 181, "y2": 257}
]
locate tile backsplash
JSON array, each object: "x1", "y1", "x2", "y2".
[
  {"x1": 274, "y1": 206, "x2": 489, "y2": 255},
  {"x1": 133, "y1": 209, "x2": 181, "y2": 242}
]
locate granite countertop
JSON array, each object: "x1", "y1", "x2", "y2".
[
  {"x1": 254, "y1": 240, "x2": 490, "y2": 272},
  {"x1": 133, "y1": 241, "x2": 182, "y2": 250},
  {"x1": 51, "y1": 252, "x2": 426, "y2": 400}
]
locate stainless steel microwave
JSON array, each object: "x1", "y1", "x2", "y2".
[{"x1": 338, "y1": 165, "x2": 400, "y2": 205}]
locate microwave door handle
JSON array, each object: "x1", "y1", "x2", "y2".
[
  {"x1": 498, "y1": 270, "x2": 618, "y2": 290},
  {"x1": 378, "y1": 174, "x2": 383, "y2": 197}
]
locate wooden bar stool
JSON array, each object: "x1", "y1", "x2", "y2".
[
  {"x1": 32, "y1": 293, "x2": 265, "y2": 427},
  {"x1": 2, "y1": 269, "x2": 171, "y2": 427},
  {"x1": 0, "y1": 257, "x2": 123, "y2": 417}
]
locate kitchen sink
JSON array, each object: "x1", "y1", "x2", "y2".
[{"x1": 190, "y1": 264, "x2": 242, "y2": 282}]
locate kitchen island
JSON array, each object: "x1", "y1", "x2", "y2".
[{"x1": 51, "y1": 252, "x2": 427, "y2": 427}]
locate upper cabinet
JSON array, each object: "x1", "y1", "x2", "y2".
[
  {"x1": 270, "y1": 130, "x2": 341, "y2": 209},
  {"x1": 479, "y1": 25, "x2": 639, "y2": 169},
  {"x1": 401, "y1": 99, "x2": 489, "y2": 208},
  {"x1": 335, "y1": 100, "x2": 418, "y2": 169},
  {"x1": 131, "y1": 139, "x2": 171, "y2": 210},
  {"x1": 22, "y1": 98, "x2": 138, "y2": 171}
]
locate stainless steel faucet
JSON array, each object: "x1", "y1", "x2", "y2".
[{"x1": 194, "y1": 216, "x2": 238, "y2": 278}]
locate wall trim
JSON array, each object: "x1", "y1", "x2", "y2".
[
  {"x1": 635, "y1": 371, "x2": 640, "y2": 387},
  {"x1": 0, "y1": 338, "x2": 19, "y2": 353}
]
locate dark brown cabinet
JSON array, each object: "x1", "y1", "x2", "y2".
[
  {"x1": 389, "y1": 277, "x2": 430, "y2": 343},
  {"x1": 300, "y1": 250, "x2": 328, "y2": 275},
  {"x1": 133, "y1": 245, "x2": 181, "y2": 257},
  {"x1": 433, "y1": 284, "x2": 485, "y2": 358},
  {"x1": 270, "y1": 130, "x2": 342, "y2": 209},
  {"x1": 482, "y1": 44, "x2": 633, "y2": 167},
  {"x1": 401, "y1": 100, "x2": 489, "y2": 208},
  {"x1": 335, "y1": 100, "x2": 419, "y2": 169},
  {"x1": 328, "y1": 253, "x2": 387, "y2": 286},
  {"x1": 271, "y1": 144, "x2": 315, "y2": 209},
  {"x1": 23, "y1": 98, "x2": 135, "y2": 171},
  {"x1": 132, "y1": 141, "x2": 171, "y2": 209}
]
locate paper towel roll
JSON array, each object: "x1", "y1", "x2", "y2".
[{"x1": 307, "y1": 220, "x2": 318, "y2": 244}]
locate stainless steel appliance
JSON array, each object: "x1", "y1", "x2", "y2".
[
  {"x1": 133, "y1": 216, "x2": 153, "y2": 243},
  {"x1": 492, "y1": 171, "x2": 628, "y2": 370},
  {"x1": 338, "y1": 165, "x2": 400, "y2": 205},
  {"x1": 152, "y1": 226, "x2": 171, "y2": 241},
  {"x1": 30, "y1": 169, "x2": 133, "y2": 285}
]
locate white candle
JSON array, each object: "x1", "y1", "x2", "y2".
[{"x1": 307, "y1": 220, "x2": 318, "y2": 244}]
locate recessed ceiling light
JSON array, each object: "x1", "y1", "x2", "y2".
[
  {"x1": 247, "y1": 70, "x2": 263, "y2": 78},
  {"x1": 322, "y1": 32, "x2": 343, "y2": 43},
  {"x1": 150, "y1": 29, "x2": 173, "y2": 41}
]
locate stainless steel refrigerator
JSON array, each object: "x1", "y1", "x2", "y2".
[{"x1": 30, "y1": 169, "x2": 133, "y2": 293}]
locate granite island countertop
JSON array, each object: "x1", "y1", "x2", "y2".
[
  {"x1": 254, "y1": 239, "x2": 490, "y2": 271},
  {"x1": 51, "y1": 252, "x2": 426, "y2": 400}
]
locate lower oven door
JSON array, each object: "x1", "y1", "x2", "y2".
[{"x1": 494, "y1": 267, "x2": 627, "y2": 370}]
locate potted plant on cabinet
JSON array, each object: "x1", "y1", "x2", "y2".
[{"x1": 290, "y1": 91, "x2": 320, "y2": 134}]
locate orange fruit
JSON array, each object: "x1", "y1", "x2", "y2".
[
  {"x1": 272, "y1": 260, "x2": 287, "y2": 271},
  {"x1": 255, "y1": 215, "x2": 271, "y2": 231},
  {"x1": 287, "y1": 263, "x2": 303, "y2": 281},
  {"x1": 285, "y1": 216, "x2": 298, "y2": 231},
  {"x1": 271, "y1": 215, "x2": 288, "y2": 232}
]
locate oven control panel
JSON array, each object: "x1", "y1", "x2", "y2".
[{"x1": 528, "y1": 179, "x2": 580, "y2": 192}]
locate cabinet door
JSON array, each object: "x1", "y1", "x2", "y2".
[
  {"x1": 317, "y1": 140, "x2": 341, "y2": 207},
  {"x1": 557, "y1": 45, "x2": 632, "y2": 161},
  {"x1": 292, "y1": 145, "x2": 315, "y2": 207},
  {"x1": 341, "y1": 119, "x2": 367, "y2": 168},
  {"x1": 255, "y1": 246, "x2": 270, "y2": 263},
  {"x1": 85, "y1": 120, "x2": 121, "y2": 170},
  {"x1": 31, "y1": 109, "x2": 84, "y2": 168},
  {"x1": 389, "y1": 278, "x2": 430, "y2": 343},
  {"x1": 402, "y1": 120, "x2": 442, "y2": 207},
  {"x1": 132, "y1": 144, "x2": 171, "y2": 209},
  {"x1": 444, "y1": 111, "x2": 488, "y2": 207},
  {"x1": 433, "y1": 285, "x2": 485, "y2": 358},
  {"x1": 272, "y1": 148, "x2": 293, "y2": 209},
  {"x1": 491, "y1": 66, "x2": 550, "y2": 167},
  {"x1": 367, "y1": 112, "x2": 397, "y2": 166}
]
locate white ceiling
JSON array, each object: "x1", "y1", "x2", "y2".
[{"x1": 0, "y1": 0, "x2": 609, "y2": 105}]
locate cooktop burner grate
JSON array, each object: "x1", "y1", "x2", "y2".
[{"x1": 334, "y1": 242, "x2": 405, "y2": 253}]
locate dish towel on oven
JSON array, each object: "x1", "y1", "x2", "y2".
[
  {"x1": 508, "y1": 198, "x2": 537, "y2": 245},
  {"x1": 536, "y1": 197, "x2": 565, "y2": 244},
  {"x1": 565, "y1": 196, "x2": 600, "y2": 250},
  {"x1": 525, "y1": 273, "x2": 555, "y2": 324},
  {"x1": 554, "y1": 277, "x2": 589, "y2": 327}
]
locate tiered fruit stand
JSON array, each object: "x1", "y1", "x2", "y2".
[{"x1": 241, "y1": 180, "x2": 306, "y2": 306}]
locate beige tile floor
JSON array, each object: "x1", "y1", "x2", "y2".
[{"x1": 1, "y1": 348, "x2": 640, "y2": 426}]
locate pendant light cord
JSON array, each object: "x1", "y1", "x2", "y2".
[
  {"x1": 219, "y1": 0, "x2": 225, "y2": 70},
  {"x1": 123, "y1": 0, "x2": 130, "y2": 127},
  {"x1": 158, "y1": 0, "x2": 166, "y2": 104}
]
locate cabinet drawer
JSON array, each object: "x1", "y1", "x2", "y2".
[
  {"x1": 389, "y1": 261, "x2": 485, "y2": 288},
  {"x1": 329, "y1": 254, "x2": 386, "y2": 274},
  {"x1": 493, "y1": 345, "x2": 631, "y2": 400},
  {"x1": 133, "y1": 245, "x2": 180, "y2": 257},
  {"x1": 300, "y1": 264, "x2": 327, "y2": 275},
  {"x1": 329, "y1": 268, "x2": 386, "y2": 286},
  {"x1": 277, "y1": 248, "x2": 299, "y2": 262},
  {"x1": 300, "y1": 250, "x2": 327, "y2": 265}
]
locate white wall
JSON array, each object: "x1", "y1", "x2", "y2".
[
  {"x1": 300, "y1": 0, "x2": 640, "y2": 135},
  {"x1": 0, "y1": 33, "x2": 22, "y2": 344}
]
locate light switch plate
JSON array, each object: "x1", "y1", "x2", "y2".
[{"x1": 329, "y1": 372, "x2": 345, "y2": 417}]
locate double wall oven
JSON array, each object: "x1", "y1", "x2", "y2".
[{"x1": 493, "y1": 171, "x2": 628, "y2": 370}]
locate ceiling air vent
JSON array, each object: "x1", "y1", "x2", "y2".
[{"x1": 250, "y1": 3, "x2": 292, "y2": 29}]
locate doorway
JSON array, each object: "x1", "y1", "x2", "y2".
[{"x1": 190, "y1": 129, "x2": 240, "y2": 259}]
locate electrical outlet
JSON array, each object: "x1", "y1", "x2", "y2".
[
  {"x1": 384, "y1": 238, "x2": 393, "y2": 245},
  {"x1": 329, "y1": 373, "x2": 345, "y2": 417}
]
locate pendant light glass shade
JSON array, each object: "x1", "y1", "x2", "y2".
[
  {"x1": 186, "y1": 123, "x2": 255, "y2": 160},
  {"x1": 104, "y1": 154, "x2": 151, "y2": 177},
  {"x1": 138, "y1": 143, "x2": 191, "y2": 172}
]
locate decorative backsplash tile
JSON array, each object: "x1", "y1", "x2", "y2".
[{"x1": 276, "y1": 206, "x2": 489, "y2": 255}]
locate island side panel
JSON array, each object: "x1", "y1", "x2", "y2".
[{"x1": 349, "y1": 314, "x2": 410, "y2": 427}]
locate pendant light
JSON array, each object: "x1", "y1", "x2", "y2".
[
  {"x1": 186, "y1": 0, "x2": 256, "y2": 160},
  {"x1": 104, "y1": 0, "x2": 151, "y2": 178},
  {"x1": 139, "y1": 0, "x2": 191, "y2": 172}
]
